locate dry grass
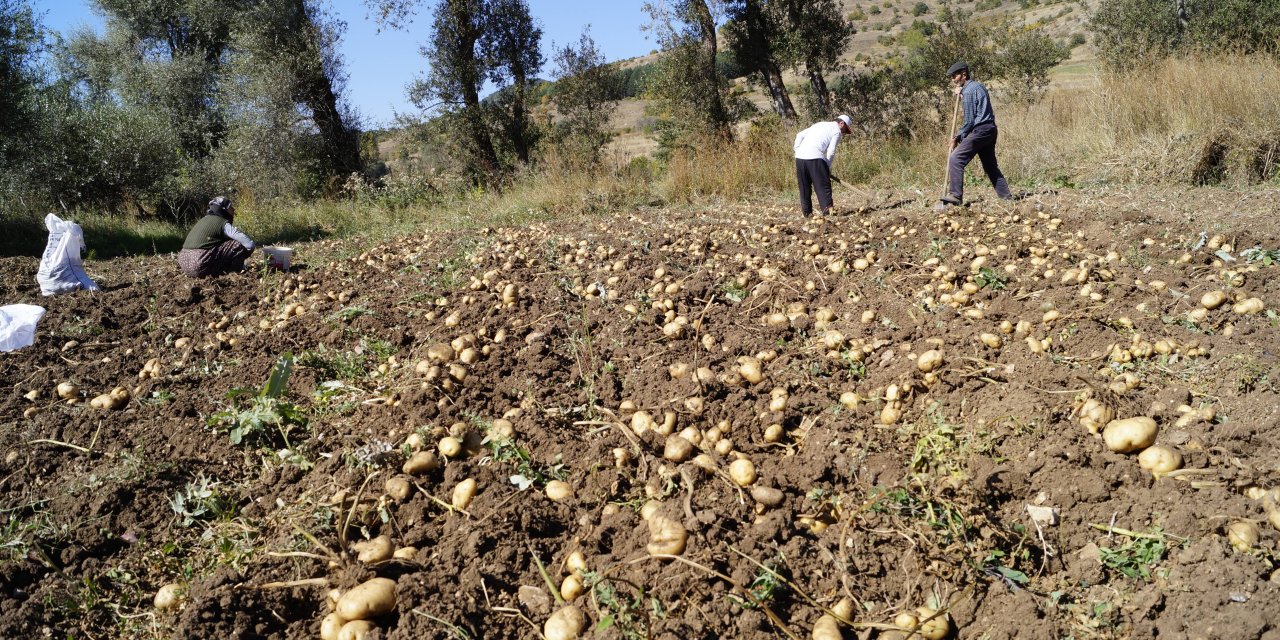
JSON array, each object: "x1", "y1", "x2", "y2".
[{"x1": 1001, "y1": 55, "x2": 1280, "y2": 186}]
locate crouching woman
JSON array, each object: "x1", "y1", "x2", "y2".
[{"x1": 178, "y1": 197, "x2": 256, "y2": 277}]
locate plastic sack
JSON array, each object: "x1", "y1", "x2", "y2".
[
  {"x1": 36, "y1": 213, "x2": 99, "y2": 296},
  {"x1": 0, "y1": 304, "x2": 46, "y2": 352}
]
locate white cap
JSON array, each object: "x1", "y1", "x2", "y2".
[{"x1": 837, "y1": 114, "x2": 853, "y2": 129}]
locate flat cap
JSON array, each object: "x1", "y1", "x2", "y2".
[{"x1": 946, "y1": 60, "x2": 969, "y2": 76}]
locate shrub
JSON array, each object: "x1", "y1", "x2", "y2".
[{"x1": 1090, "y1": 0, "x2": 1280, "y2": 71}]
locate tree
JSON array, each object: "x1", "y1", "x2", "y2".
[
  {"x1": 483, "y1": 0, "x2": 543, "y2": 166},
  {"x1": 550, "y1": 28, "x2": 620, "y2": 164},
  {"x1": 237, "y1": 0, "x2": 362, "y2": 184},
  {"x1": 723, "y1": 0, "x2": 796, "y2": 119},
  {"x1": 87, "y1": 0, "x2": 243, "y2": 160},
  {"x1": 369, "y1": 0, "x2": 544, "y2": 180},
  {"x1": 1091, "y1": 0, "x2": 1280, "y2": 71},
  {"x1": 0, "y1": 0, "x2": 39, "y2": 164},
  {"x1": 410, "y1": 0, "x2": 499, "y2": 177},
  {"x1": 776, "y1": 0, "x2": 853, "y2": 118},
  {"x1": 643, "y1": 0, "x2": 732, "y2": 138}
]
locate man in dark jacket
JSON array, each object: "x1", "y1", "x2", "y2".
[
  {"x1": 178, "y1": 196, "x2": 256, "y2": 277},
  {"x1": 937, "y1": 61, "x2": 1011, "y2": 211}
]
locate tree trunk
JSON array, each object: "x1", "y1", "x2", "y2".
[
  {"x1": 689, "y1": 0, "x2": 731, "y2": 137},
  {"x1": 301, "y1": 77, "x2": 361, "y2": 179},
  {"x1": 762, "y1": 61, "x2": 796, "y2": 119},
  {"x1": 461, "y1": 85, "x2": 499, "y2": 176},
  {"x1": 807, "y1": 63, "x2": 830, "y2": 116}
]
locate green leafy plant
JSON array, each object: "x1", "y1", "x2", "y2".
[
  {"x1": 1098, "y1": 529, "x2": 1169, "y2": 580},
  {"x1": 975, "y1": 266, "x2": 1008, "y2": 290},
  {"x1": 582, "y1": 571, "x2": 654, "y2": 640},
  {"x1": 209, "y1": 353, "x2": 307, "y2": 446},
  {"x1": 726, "y1": 559, "x2": 786, "y2": 609},
  {"x1": 170, "y1": 473, "x2": 228, "y2": 527}
]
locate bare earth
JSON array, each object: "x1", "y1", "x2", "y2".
[{"x1": 3, "y1": 186, "x2": 1280, "y2": 639}]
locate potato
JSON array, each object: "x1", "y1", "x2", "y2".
[
  {"x1": 153, "y1": 583, "x2": 185, "y2": 611},
  {"x1": 90, "y1": 386, "x2": 131, "y2": 410},
  {"x1": 763, "y1": 424, "x2": 784, "y2": 442},
  {"x1": 56, "y1": 382, "x2": 79, "y2": 400},
  {"x1": 1079, "y1": 399, "x2": 1114, "y2": 436},
  {"x1": 393, "y1": 546, "x2": 417, "y2": 560},
  {"x1": 1102, "y1": 417, "x2": 1157, "y2": 453},
  {"x1": 646, "y1": 512, "x2": 688, "y2": 556},
  {"x1": 1269, "y1": 510, "x2": 1280, "y2": 533},
  {"x1": 560, "y1": 574, "x2": 584, "y2": 601},
  {"x1": 1137, "y1": 445, "x2": 1182, "y2": 477},
  {"x1": 320, "y1": 612, "x2": 348, "y2": 640},
  {"x1": 402, "y1": 451, "x2": 439, "y2": 475},
  {"x1": 728, "y1": 458, "x2": 757, "y2": 487},
  {"x1": 452, "y1": 478, "x2": 477, "y2": 510},
  {"x1": 1200, "y1": 290, "x2": 1228, "y2": 310},
  {"x1": 663, "y1": 435, "x2": 694, "y2": 462},
  {"x1": 914, "y1": 607, "x2": 950, "y2": 640},
  {"x1": 352, "y1": 535, "x2": 393, "y2": 563},
  {"x1": 545, "y1": 480, "x2": 573, "y2": 502},
  {"x1": 880, "y1": 402, "x2": 902, "y2": 426},
  {"x1": 1227, "y1": 520, "x2": 1260, "y2": 551},
  {"x1": 438, "y1": 436, "x2": 463, "y2": 458},
  {"x1": 828, "y1": 597, "x2": 853, "y2": 620},
  {"x1": 737, "y1": 357, "x2": 764, "y2": 384},
  {"x1": 337, "y1": 620, "x2": 376, "y2": 640},
  {"x1": 565, "y1": 550, "x2": 587, "y2": 576},
  {"x1": 336, "y1": 577, "x2": 396, "y2": 621},
  {"x1": 544, "y1": 604, "x2": 586, "y2": 640},
  {"x1": 750, "y1": 486, "x2": 784, "y2": 507},
  {"x1": 1233, "y1": 297, "x2": 1265, "y2": 314},
  {"x1": 640, "y1": 500, "x2": 662, "y2": 522},
  {"x1": 916, "y1": 349, "x2": 944, "y2": 373},
  {"x1": 979, "y1": 333, "x2": 1001, "y2": 349},
  {"x1": 630, "y1": 411, "x2": 656, "y2": 435},
  {"x1": 385, "y1": 476, "x2": 412, "y2": 501},
  {"x1": 812, "y1": 613, "x2": 842, "y2": 640},
  {"x1": 893, "y1": 612, "x2": 919, "y2": 631}
]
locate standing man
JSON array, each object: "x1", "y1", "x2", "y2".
[
  {"x1": 794, "y1": 114, "x2": 854, "y2": 217},
  {"x1": 937, "y1": 61, "x2": 1011, "y2": 211}
]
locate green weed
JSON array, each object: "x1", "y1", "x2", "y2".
[{"x1": 208, "y1": 353, "x2": 308, "y2": 447}]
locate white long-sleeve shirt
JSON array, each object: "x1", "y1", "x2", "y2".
[{"x1": 793, "y1": 121, "x2": 843, "y2": 165}]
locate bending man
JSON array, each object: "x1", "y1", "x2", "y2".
[
  {"x1": 794, "y1": 114, "x2": 854, "y2": 217},
  {"x1": 938, "y1": 61, "x2": 1011, "y2": 211},
  {"x1": 178, "y1": 196, "x2": 256, "y2": 278}
]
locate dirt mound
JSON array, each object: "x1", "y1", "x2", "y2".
[{"x1": 3, "y1": 188, "x2": 1280, "y2": 639}]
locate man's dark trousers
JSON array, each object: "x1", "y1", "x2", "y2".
[
  {"x1": 946, "y1": 122, "x2": 1011, "y2": 203},
  {"x1": 796, "y1": 158, "x2": 833, "y2": 215}
]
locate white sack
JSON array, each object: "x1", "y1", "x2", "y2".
[
  {"x1": 36, "y1": 213, "x2": 99, "y2": 296},
  {"x1": 0, "y1": 304, "x2": 46, "y2": 352}
]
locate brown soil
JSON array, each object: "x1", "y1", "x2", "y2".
[{"x1": 3, "y1": 187, "x2": 1280, "y2": 640}]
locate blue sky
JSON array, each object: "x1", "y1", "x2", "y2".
[{"x1": 36, "y1": 0, "x2": 659, "y2": 128}]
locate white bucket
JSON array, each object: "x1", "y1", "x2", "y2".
[{"x1": 262, "y1": 246, "x2": 293, "y2": 271}]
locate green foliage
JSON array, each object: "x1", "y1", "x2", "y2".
[
  {"x1": 209, "y1": 353, "x2": 308, "y2": 446},
  {"x1": 1098, "y1": 531, "x2": 1169, "y2": 580},
  {"x1": 170, "y1": 473, "x2": 230, "y2": 526},
  {"x1": 726, "y1": 559, "x2": 786, "y2": 608},
  {"x1": 481, "y1": 424, "x2": 567, "y2": 489},
  {"x1": 548, "y1": 29, "x2": 619, "y2": 165},
  {"x1": 975, "y1": 266, "x2": 1008, "y2": 290},
  {"x1": 1090, "y1": 0, "x2": 1280, "y2": 71},
  {"x1": 832, "y1": 9, "x2": 1068, "y2": 138},
  {"x1": 582, "y1": 571, "x2": 656, "y2": 639},
  {"x1": 912, "y1": 2, "x2": 929, "y2": 16},
  {"x1": 642, "y1": 0, "x2": 733, "y2": 141}
]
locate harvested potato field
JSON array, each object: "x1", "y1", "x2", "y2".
[{"x1": 4, "y1": 188, "x2": 1280, "y2": 639}]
